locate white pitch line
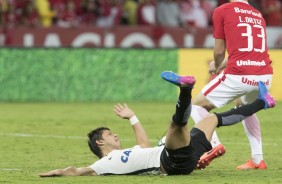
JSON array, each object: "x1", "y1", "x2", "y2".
[
  {"x1": 0, "y1": 132, "x2": 279, "y2": 146},
  {"x1": 0, "y1": 168, "x2": 22, "y2": 171},
  {"x1": 0, "y1": 132, "x2": 143, "y2": 142},
  {"x1": 0, "y1": 132, "x2": 85, "y2": 140}
]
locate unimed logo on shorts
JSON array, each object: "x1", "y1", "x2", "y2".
[{"x1": 241, "y1": 78, "x2": 270, "y2": 86}]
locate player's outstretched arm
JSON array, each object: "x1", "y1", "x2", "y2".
[
  {"x1": 39, "y1": 166, "x2": 97, "y2": 177},
  {"x1": 114, "y1": 103, "x2": 150, "y2": 148}
]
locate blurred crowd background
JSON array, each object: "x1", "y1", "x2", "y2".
[{"x1": 0, "y1": 0, "x2": 281, "y2": 30}]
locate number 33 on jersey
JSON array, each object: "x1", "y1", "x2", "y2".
[{"x1": 213, "y1": 1, "x2": 273, "y2": 75}]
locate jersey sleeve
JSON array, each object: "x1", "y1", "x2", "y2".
[
  {"x1": 88, "y1": 160, "x2": 104, "y2": 175},
  {"x1": 213, "y1": 7, "x2": 225, "y2": 39}
]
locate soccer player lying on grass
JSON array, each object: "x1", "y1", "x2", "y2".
[{"x1": 39, "y1": 71, "x2": 275, "y2": 177}]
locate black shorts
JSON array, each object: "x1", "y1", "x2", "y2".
[
  {"x1": 190, "y1": 127, "x2": 213, "y2": 160},
  {"x1": 160, "y1": 128, "x2": 212, "y2": 175}
]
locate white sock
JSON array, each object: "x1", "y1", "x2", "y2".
[
  {"x1": 211, "y1": 131, "x2": 220, "y2": 148},
  {"x1": 242, "y1": 114, "x2": 263, "y2": 164},
  {"x1": 191, "y1": 105, "x2": 221, "y2": 148}
]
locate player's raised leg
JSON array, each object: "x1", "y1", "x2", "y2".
[
  {"x1": 160, "y1": 71, "x2": 198, "y2": 175},
  {"x1": 161, "y1": 71, "x2": 196, "y2": 149}
]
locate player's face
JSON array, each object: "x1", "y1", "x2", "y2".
[{"x1": 101, "y1": 130, "x2": 121, "y2": 149}]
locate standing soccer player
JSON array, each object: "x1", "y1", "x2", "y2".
[{"x1": 191, "y1": 0, "x2": 273, "y2": 170}]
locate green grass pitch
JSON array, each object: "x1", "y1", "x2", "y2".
[{"x1": 0, "y1": 102, "x2": 281, "y2": 184}]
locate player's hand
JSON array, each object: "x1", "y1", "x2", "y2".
[
  {"x1": 114, "y1": 103, "x2": 135, "y2": 119},
  {"x1": 209, "y1": 60, "x2": 226, "y2": 75},
  {"x1": 208, "y1": 61, "x2": 216, "y2": 75}
]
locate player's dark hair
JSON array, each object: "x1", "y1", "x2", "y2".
[{"x1": 88, "y1": 127, "x2": 110, "y2": 159}]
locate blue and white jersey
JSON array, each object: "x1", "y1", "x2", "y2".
[{"x1": 89, "y1": 145, "x2": 164, "y2": 175}]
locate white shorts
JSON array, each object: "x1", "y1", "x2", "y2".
[{"x1": 201, "y1": 72, "x2": 272, "y2": 108}]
